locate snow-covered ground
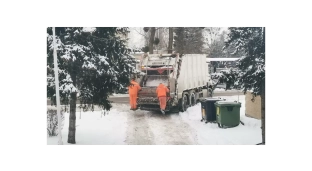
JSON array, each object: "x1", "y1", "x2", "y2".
[
  {"x1": 111, "y1": 93, "x2": 129, "y2": 97},
  {"x1": 179, "y1": 95, "x2": 261, "y2": 145},
  {"x1": 214, "y1": 88, "x2": 242, "y2": 93},
  {"x1": 47, "y1": 95, "x2": 261, "y2": 145}
]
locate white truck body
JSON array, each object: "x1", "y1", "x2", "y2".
[{"x1": 177, "y1": 54, "x2": 208, "y2": 99}]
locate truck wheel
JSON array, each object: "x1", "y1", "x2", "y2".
[
  {"x1": 181, "y1": 94, "x2": 188, "y2": 112},
  {"x1": 178, "y1": 99, "x2": 183, "y2": 112},
  {"x1": 190, "y1": 93, "x2": 196, "y2": 106}
]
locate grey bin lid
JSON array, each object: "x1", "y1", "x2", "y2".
[
  {"x1": 215, "y1": 101, "x2": 241, "y2": 106},
  {"x1": 204, "y1": 97, "x2": 224, "y2": 101}
]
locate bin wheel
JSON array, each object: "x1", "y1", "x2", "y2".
[
  {"x1": 218, "y1": 123, "x2": 222, "y2": 128},
  {"x1": 200, "y1": 119, "x2": 204, "y2": 122}
]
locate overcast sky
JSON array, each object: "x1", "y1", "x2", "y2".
[{"x1": 84, "y1": 24, "x2": 228, "y2": 48}]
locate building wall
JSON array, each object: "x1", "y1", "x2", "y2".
[{"x1": 245, "y1": 91, "x2": 261, "y2": 119}]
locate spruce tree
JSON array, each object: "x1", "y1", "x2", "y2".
[
  {"x1": 215, "y1": 27, "x2": 265, "y2": 144},
  {"x1": 47, "y1": 27, "x2": 135, "y2": 144}
]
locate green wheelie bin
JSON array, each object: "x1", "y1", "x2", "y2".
[{"x1": 215, "y1": 101, "x2": 241, "y2": 128}]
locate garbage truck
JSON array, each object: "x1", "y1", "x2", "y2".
[{"x1": 136, "y1": 53, "x2": 211, "y2": 112}]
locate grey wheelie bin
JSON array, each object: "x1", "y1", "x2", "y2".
[{"x1": 200, "y1": 97, "x2": 223, "y2": 123}]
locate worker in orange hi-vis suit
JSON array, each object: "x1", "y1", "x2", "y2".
[
  {"x1": 128, "y1": 78, "x2": 141, "y2": 110},
  {"x1": 156, "y1": 83, "x2": 169, "y2": 114}
]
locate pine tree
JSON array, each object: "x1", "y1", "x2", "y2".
[
  {"x1": 216, "y1": 27, "x2": 265, "y2": 144},
  {"x1": 47, "y1": 27, "x2": 135, "y2": 144}
]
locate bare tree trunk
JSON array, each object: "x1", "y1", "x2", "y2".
[
  {"x1": 158, "y1": 28, "x2": 165, "y2": 50},
  {"x1": 261, "y1": 81, "x2": 265, "y2": 144},
  {"x1": 175, "y1": 25, "x2": 185, "y2": 56},
  {"x1": 168, "y1": 27, "x2": 173, "y2": 53},
  {"x1": 67, "y1": 91, "x2": 77, "y2": 144},
  {"x1": 149, "y1": 27, "x2": 156, "y2": 54},
  {"x1": 144, "y1": 31, "x2": 150, "y2": 47},
  {"x1": 68, "y1": 73, "x2": 77, "y2": 144}
]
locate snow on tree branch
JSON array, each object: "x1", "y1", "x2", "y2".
[
  {"x1": 222, "y1": 27, "x2": 265, "y2": 95},
  {"x1": 60, "y1": 83, "x2": 78, "y2": 94},
  {"x1": 47, "y1": 27, "x2": 137, "y2": 111}
]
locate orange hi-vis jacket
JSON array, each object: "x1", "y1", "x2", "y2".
[
  {"x1": 156, "y1": 83, "x2": 169, "y2": 97},
  {"x1": 128, "y1": 80, "x2": 141, "y2": 95}
]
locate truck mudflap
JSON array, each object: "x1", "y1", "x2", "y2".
[{"x1": 137, "y1": 97, "x2": 173, "y2": 112}]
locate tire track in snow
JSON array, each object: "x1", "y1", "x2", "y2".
[
  {"x1": 125, "y1": 110, "x2": 155, "y2": 145},
  {"x1": 146, "y1": 112, "x2": 198, "y2": 145}
]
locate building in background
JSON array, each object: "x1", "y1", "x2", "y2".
[{"x1": 245, "y1": 91, "x2": 261, "y2": 119}]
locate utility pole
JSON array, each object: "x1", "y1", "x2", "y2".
[{"x1": 53, "y1": 27, "x2": 63, "y2": 145}]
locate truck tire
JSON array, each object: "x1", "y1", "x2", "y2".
[
  {"x1": 190, "y1": 92, "x2": 196, "y2": 106},
  {"x1": 178, "y1": 99, "x2": 183, "y2": 112},
  {"x1": 179, "y1": 93, "x2": 188, "y2": 112}
]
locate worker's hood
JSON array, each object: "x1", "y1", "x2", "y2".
[
  {"x1": 158, "y1": 83, "x2": 165, "y2": 88},
  {"x1": 130, "y1": 80, "x2": 138, "y2": 84}
]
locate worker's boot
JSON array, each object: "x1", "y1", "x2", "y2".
[{"x1": 161, "y1": 109, "x2": 165, "y2": 115}]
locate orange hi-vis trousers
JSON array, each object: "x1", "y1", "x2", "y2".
[
  {"x1": 129, "y1": 94, "x2": 138, "y2": 109},
  {"x1": 158, "y1": 97, "x2": 167, "y2": 110}
]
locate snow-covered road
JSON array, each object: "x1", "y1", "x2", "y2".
[
  {"x1": 47, "y1": 95, "x2": 261, "y2": 145},
  {"x1": 126, "y1": 110, "x2": 197, "y2": 145}
]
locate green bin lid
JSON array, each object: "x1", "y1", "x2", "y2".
[{"x1": 215, "y1": 101, "x2": 241, "y2": 106}]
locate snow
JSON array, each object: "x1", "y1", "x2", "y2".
[
  {"x1": 47, "y1": 95, "x2": 261, "y2": 145},
  {"x1": 82, "y1": 61, "x2": 97, "y2": 70},
  {"x1": 82, "y1": 27, "x2": 96, "y2": 32},
  {"x1": 179, "y1": 95, "x2": 261, "y2": 144},
  {"x1": 98, "y1": 55, "x2": 109, "y2": 65},
  {"x1": 214, "y1": 88, "x2": 242, "y2": 93},
  {"x1": 47, "y1": 105, "x2": 128, "y2": 145},
  {"x1": 111, "y1": 93, "x2": 129, "y2": 97},
  {"x1": 59, "y1": 83, "x2": 78, "y2": 93}
]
